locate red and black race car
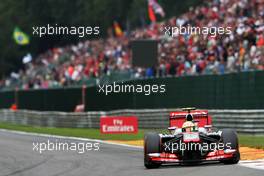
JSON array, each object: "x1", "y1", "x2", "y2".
[{"x1": 144, "y1": 108, "x2": 240, "y2": 169}]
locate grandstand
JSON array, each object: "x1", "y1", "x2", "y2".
[{"x1": 0, "y1": 0, "x2": 264, "y2": 91}]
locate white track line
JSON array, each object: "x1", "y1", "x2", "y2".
[
  {"x1": 239, "y1": 160, "x2": 264, "y2": 170},
  {"x1": 0, "y1": 129, "x2": 143, "y2": 149}
]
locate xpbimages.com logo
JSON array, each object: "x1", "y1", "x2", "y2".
[
  {"x1": 32, "y1": 24, "x2": 100, "y2": 37},
  {"x1": 162, "y1": 25, "x2": 232, "y2": 37},
  {"x1": 33, "y1": 140, "x2": 100, "y2": 154},
  {"x1": 98, "y1": 82, "x2": 166, "y2": 95},
  {"x1": 163, "y1": 141, "x2": 232, "y2": 153}
]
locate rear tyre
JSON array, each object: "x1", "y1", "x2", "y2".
[
  {"x1": 144, "y1": 132, "x2": 161, "y2": 169},
  {"x1": 221, "y1": 129, "x2": 240, "y2": 164}
]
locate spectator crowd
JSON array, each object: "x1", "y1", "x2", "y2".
[{"x1": 1, "y1": 0, "x2": 264, "y2": 90}]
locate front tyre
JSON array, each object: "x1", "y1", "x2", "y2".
[
  {"x1": 221, "y1": 129, "x2": 240, "y2": 164},
  {"x1": 144, "y1": 132, "x2": 161, "y2": 169}
]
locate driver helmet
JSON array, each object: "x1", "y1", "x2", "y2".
[
  {"x1": 182, "y1": 121, "x2": 195, "y2": 132},
  {"x1": 186, "y1": 114, "x2": 193, "y2": 121}
]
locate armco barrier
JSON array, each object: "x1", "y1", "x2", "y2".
[{"x1": 0, "y1": 109, "x2": 264, "y2": 134}]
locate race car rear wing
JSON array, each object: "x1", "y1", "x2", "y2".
[{"x1": 169, "y1": 110, "x2": 212, "y2": 128}]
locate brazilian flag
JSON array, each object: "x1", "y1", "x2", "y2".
[{"x1": 13, "y1": 27, "x2": 30, "y2": 45}]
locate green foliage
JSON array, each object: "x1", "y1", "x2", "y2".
[{"x1": 0, "y1": 0, "x2": 202, "y2": 78}]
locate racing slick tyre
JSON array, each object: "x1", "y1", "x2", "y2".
[
  {"x1": 221, "y1": 129, "x2": 240, "y2": 164},
  {"x1": 144, "y1": 132, "x2": 161, "y2": 169}
]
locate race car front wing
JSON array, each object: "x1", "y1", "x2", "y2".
[{"x1": 148, "y1": 149, "x2": 237, "y2": 163}]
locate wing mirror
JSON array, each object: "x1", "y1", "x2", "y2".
[{"x1": 204, "y1": 125, "x2": 212, "y2": 132}]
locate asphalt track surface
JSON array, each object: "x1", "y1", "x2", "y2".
[{"x1": 0, "y1": 130, "x2": 263, "y2": 176}]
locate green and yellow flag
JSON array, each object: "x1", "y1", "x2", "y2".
[{"x1": 13, "y1": 27, "x2": 30, "y2": 45}]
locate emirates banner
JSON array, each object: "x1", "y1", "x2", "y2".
[{"x1": 100, "y1": 116, "x2": 138, "y2": 134}]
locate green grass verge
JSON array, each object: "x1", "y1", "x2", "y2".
[
  {"x1": 0, "y1": 122, "x2": 263, "y2": 149},
  {"x1": 238, "y1": 134, "x2": 264, "y2": 149},
  {"x1": 0, "y1": 122, "x2": 145, "y2": 141}
]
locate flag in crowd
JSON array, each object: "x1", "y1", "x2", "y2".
[
  {"x1": 148, "y1": 0, "x2": 165, "y2": 22},
  {"x1": 148, "y1": 3, "x2": 156, "y2": 22},
  {"x1": 13, "y1": 27, "x2": 30, "y2": 45},
  {"x1": 113, "y1": 21, "x2": 123, "y2": 37},
  {"x1": 22, "y1": 53, "x2": 32, "y2": 64}
]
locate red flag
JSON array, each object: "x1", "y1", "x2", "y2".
[
  {"x1": 148, "y1": 5, "x2": 156, "y2": 22},
  {"x1": 148, "y1": 0, "x2": 165, "y2": 17}
]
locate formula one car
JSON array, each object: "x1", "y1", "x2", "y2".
[{"x1": 144, "y1": 108, "x2": 240, "y2": 168}]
